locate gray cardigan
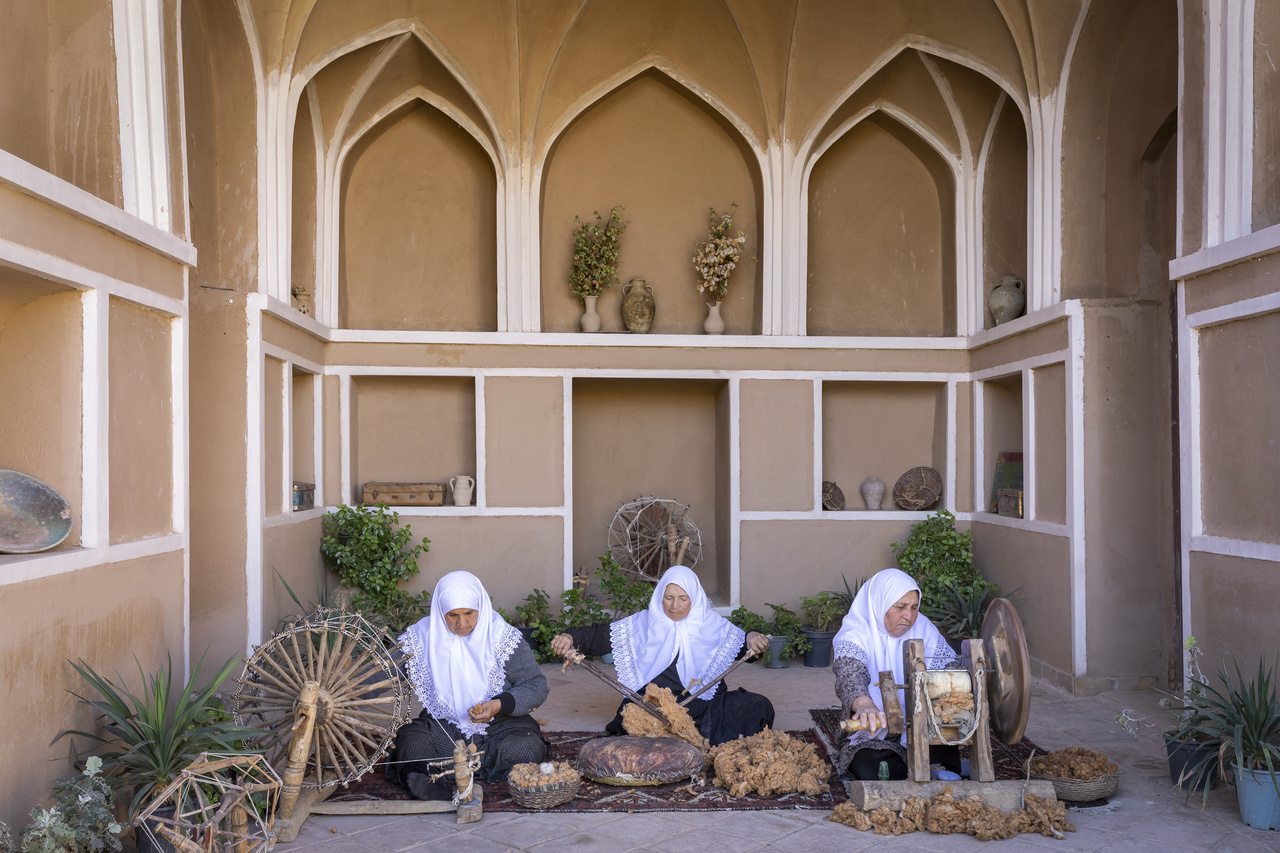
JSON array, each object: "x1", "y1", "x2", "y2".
[{"x1": 493, "y1": 637, "x2": 549, "y2": 717}]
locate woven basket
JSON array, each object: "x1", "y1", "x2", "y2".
[
  {"x1": 1030, "y1": 771, "x2": 1119, "y2": 802},
  {"x1": 507, "y1": 772, "x2": 580, "y2": 809}
]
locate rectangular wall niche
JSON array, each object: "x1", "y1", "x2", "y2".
[
  {"x1": 572, "y1": 378, "x2": 730, "y2": 603},
  {"x1": 982, "y1": 373, "x2": 1023, "y2": 513},
  {"x1": 822, "y1": 381, "x2": 947, "y2": 510},
  {"x1": 292, "y1": 367, "x2": 316, "y2": 499},
  {"x1": 351, "y1": 376, "x2": 476, "y2": 506}
]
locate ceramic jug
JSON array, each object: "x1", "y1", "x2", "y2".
[
  {"x1": 989, "y1": 275, "x2": 1026, "y2": 325},
  {"x1": 450, "y1": 475, "x2": 474, "y2": 507},
  {"x1": 621, "y1": 279, "x2": 655, "y2": 334}
]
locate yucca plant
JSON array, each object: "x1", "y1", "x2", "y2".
[
  {"x1": 54, "y1": 652, "x2": 263, "y2": 818},
  {"x1": 1166, "y1": 656, "x2": 1280, "y2": 804}
]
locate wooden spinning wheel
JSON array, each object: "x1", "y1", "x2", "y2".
[
  {"x1": 608, "y1": 497, "x2": 702, "y2": 580},
  {"x1": 232, "y1": 609, "x2": 412, "y2": 790}
]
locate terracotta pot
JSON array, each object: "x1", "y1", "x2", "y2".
[{"x1": 621, "y1": 279, "x2": 655, "y2": 333}]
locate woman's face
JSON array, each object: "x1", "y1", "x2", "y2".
[
  {"x1": 883, "y1": 591, "x2": 920, "y2": 637},
  {"x1": 662, "y1": 584, "x2": 692, "y2": 621},
  {"x1": 445, "y1": 608, "x2": 479, "y2": 636}
]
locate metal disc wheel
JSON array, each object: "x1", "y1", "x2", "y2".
[
  {"x1": 981, "y1": 598, "x2": 1032, "y2": 745},
  {"x1": 233, "y1": 609, "x2": 412, "y2": 787},
  {"x1": 607, "y1": 497, "x2": 702, "y2": 581}
]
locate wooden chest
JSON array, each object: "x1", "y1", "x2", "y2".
[{"x1": 361, "y1": 482, "x2": 445, "y2": 507}]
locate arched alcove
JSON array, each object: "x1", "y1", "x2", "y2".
[
  {"x1": 339, "y1": 100, "x2": 497, "y2": 331},
  {"x1": 806, "y1": 112, "x2": 955, "y2": 337},
  {"x1": 981, "y1": 101, "x2": 1028, "y2": 329},
  {"x1": 540, "y1": 71, "x2": 762, "y2": 335}
]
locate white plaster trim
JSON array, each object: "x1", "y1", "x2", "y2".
[
  {"x1": 1176, "y1": 1, "x2": 1187, "y2": 260},
  {"x1": 82, "y1": 290, "x2": 105, "y2": 549},
  {"x1": 1177, "y1": 282, "x2": 1195, "y2": 645},
  {"x1": 0, "y1": 534, "x2": 186, "y2": 586},
  {"x1": 339, "y1": 373, "x2": 353, "y2": 506},
  {"x1": 0, "y1": 149, "x2": 194, "y2": 265},
  {"x1": 245, "y1": 303, "x2": 264, "y2": 650},
  {"x1": 263, "y1": 295, "x2": 331, "y2": 338},
  {"x1": 312, "y1": 371, "x2": 324, "y2": 508},
  {"x1": 324, "y1": 329, "x2": 969, "y2": 349},
  {"x1": 0, "y1": 241, "x2": 185, "y2": 318},
  {"x1": 277, "y1": 356, "x2": 292, "y2": 517},
  {"x1": 729, "y1": 377, "x2": 742, "y2": 607},
  {"x1": 1187, "y1": 291, "x2": 1280, "y2": 328},
  {"x1": 326, "y1": 506, "x2": 566, "y2": 519},
  {"x1": 964, "y1": 514, "x2": 1070, "y2": 537},
  {"x1": 112, "y1": 0, "x2": 172, "y2": 230},
  {"x1": 1189, "y1": 535, "x2": 1280, "y2": 563},
  {"x1": 971, "y1": 93, "x2": 1008, "y2": 335},
  {"x1": 263, "y1": 507, "x2": 326, "y2": 528},
  {"x1": 1023, "y1": 366, "x2": 1036, "y2": 521},
  {"x1": 171, "y1": 309, "x2": 187, "y2": 534},
  {"x1": 475, "y1": 375, "x2": 487, "y2": 510},
  {"x1": 1045, "y1": 1, "x2": 1092, "y2": 308},
  {"x1": 261, "y1": 343, "x2": 322, "y2": 376},
  {"x1": 562, "y1": 375, "x2": 574, "y2": 591},
  {"x1": 972, "y1": 378, "x2": 985, "y2": 514},
  {"x1": 945, "y1": 380, "x2": 957, "y2": 510},
  {"x1": 761, "y1": 142, "x2": 786, "y2": 335},
  {"x1": 966, "y1": 300, "x2": 1070, "y2": 347},
  {"x1": 1203, "y1": 0, "x2": 1256, "y2": 244},
  {"x1": 969, "y1": 350, "x2": 1069, "y2": 382},
  {"x1": 811, "y1": 379, "x2": 823, "y2": 515},
  {"x1": 1065, "y1": 303, "x2": 1088, "y2": 676},
  {"x1": 1169, "y1": 220, "x2": 1280, "y2": 280},
  {"x1": 740, "y1": 510, "x2": 947, "y2": 522},
  {"x1": 325, "y1": 366, "x2": 962, "y2": 384}
]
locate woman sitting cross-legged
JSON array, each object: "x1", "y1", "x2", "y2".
[
  {"x1": 387, "y1": 570, "x2": 549, "y2": 799},
  {"x1": 833, "y1": 567, "x2": 963, "y2": 781},
  {"x1": 550, "y1": 565, "x2": 774, "y2": 746}
]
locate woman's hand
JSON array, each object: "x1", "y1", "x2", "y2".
[
  {"x1": 745, "y1": 631, "x2": 769, "y2": 657},
  {"x1": 549, "y1": 633, "x2": 576, "y2": 659},
  {"x1": 468, "y1": 699, "x2": 501, "y2": 723},
  {"x1": 851, "y1": 696, "x2": 887, "y2": 734}
]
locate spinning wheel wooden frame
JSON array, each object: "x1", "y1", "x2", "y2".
[{"x1": 607, "y1": 497, "x2": 703, "y2": 581}]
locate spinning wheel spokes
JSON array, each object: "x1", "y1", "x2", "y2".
[
  {"x1": 233, "y1": 609, "x2": 411, "y2": 788},
  {"x1": 608, "y1": 497, "x2": 703, "y2": 581}
]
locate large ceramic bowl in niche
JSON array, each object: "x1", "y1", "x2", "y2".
[{"x1": 0, "y1": 470, "x2": 73, "y2": 553}]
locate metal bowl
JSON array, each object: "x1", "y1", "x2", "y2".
[{"x1": 0, "y1": 470, "x2": 73, "y2": 553}]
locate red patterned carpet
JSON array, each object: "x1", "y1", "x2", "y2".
[{"x1": 326, "y1": 729, "x2": 849, "y2": 813}]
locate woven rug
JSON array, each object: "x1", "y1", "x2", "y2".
[{"x1": 325, "y1": 729, "x2": 848, "y2": 813}]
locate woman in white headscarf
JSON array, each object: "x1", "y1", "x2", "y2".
[
  {"x1": 832, "y1": 567, "x2": 961, "y2": 780},
  {"x1": 550, "y1": 565, "x2": 773, "y2": 746},
  {"x1": 387, "y1": 571, "x2": 549, "y2": 799}
]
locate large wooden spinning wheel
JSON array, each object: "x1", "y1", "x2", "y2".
[
  {"x1": 232, "y1": 609, "x2": 412, "y2": 789},
  {"x1": 608, "y1": 497, "x2": 702, "y2": 581}
]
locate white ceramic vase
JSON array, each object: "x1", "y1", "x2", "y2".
[
  {"x1": 860, "y1": 476, "x2": 886, "y2": 510},
  {"x1": 450, "y1": 475, "x2": 474, "y2": 506},
  {"x1": 704, "y1": 301, "x2": 725, "y2": 334},
  {"x1": 580, "y1": 295, "x2": 602, "y2": 332}
]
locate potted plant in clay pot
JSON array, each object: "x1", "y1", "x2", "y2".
[
  {"x1": 568, "y1": 206, "x2": 627, "y2": 332},
  {"x1": 800, "y1": 591, "x2": 846, "y2": 667}
]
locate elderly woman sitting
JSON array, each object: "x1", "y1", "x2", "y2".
[
  {"x1": 386, "y1": 570, "x2": 548, "y2": 799},
  {"x1": 550, "y1": 565, "x2": 773, "y2": 746},
  {"x1": 833, "y1": 568, "x2": 962, "y2": 780}
]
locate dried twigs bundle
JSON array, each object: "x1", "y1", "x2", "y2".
[{"x1": 707, "y1": 728, "x2": 830, "y2": 797}]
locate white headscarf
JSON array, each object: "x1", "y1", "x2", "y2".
[
  {"x1": 833, "y1": 568, "x2": 952, "y2": 739},
  {"x1": 399, "y1": 570, "x2": 519, "y2": 737},
  {"x1": 610, "y1": 565, "x2": 744, "y2": 699}
]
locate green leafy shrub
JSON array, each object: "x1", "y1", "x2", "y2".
[
  {"x1": 595, "y1": 553, "x2": 654, "y2": 619},
  {"x1": 891, "y1": 510, "x2": 996, "y2": 632},
  {"x1": 320, "y1": 504, "x2": 429, "y2": 600},
  {"x1": 54, "y1": 653, "x2": 262, "y2": 819},
  {"x1": 729, "y1": 606, "x2": 768, "y2": 637},
  {"x1": 569, "y1": 207, "x2": 628, "y2": 298},
  {"x1": 800, "y1": 592, "x2": 846, "y2": 632},
  {"x1": 766, "y1": 603, "x2": 811, "y2": 659},
  {"x1": 17, "y1": 757, "x2": 121, "y2": 853}
]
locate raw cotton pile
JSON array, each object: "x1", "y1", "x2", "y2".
[
  {"x1": 707, "y1": 728, "x2": 830, "y2": 797},
  {"x1": 621, "y1": 685, "x2": 709, "y2": 751},
  {"x1": 508, "y1": 761, "x2": 579, "y2": 788},
  {"x1": 830, "y1": 788, "x2": 1075, "y2": 841},
  {"x1": 934, "y1": 690, "x2": 975, "y2": 724},
  {"x1": 1030, "y1": 747, "x2": 1117, "y2": 779}
]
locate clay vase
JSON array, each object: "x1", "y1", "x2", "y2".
[
  {"x1": 449, "y1": 475, "x2": 474, "y2": 506},
  {"x1": 703, "y1": 302, "x2": 725, "y2": 335},
  {"x1": 859, "y1": 476, "x2": 886, "y2": 510},
  {"x1": 621, "y1": 279, "x2": 655, "y2": 333},
  {"x1": 989, "y1": 276, "x2": 1026, "y2": 326},
  {"x1": 580, "y1": 295, "x2": 602, "y2": 333}
]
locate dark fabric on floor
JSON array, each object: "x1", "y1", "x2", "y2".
[
  {"x1": 333, "y1": 729, "x2": 847, "y2": 813},
  {"x1": 385, "y1": 710, "x2": 548, "y2": 795}
]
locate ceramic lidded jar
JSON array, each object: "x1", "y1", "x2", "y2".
[
  {"x1": 859, "y1": 476, "x2": 886, "y2": 510},
  {"x1": 621, "y1": 279, "x2": 655, "y2": 333},
  {"x1": 989, "y1": 275, "x2": 1026, "y2": 326}
]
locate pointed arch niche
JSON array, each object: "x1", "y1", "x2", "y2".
[
  {"x1": 807, "y1": 111, "x2": 956, "y2": 337},
  {"x1": 540, "y1": 70, "x2": 763, "y2": 335}
]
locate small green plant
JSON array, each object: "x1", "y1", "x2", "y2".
[
  {"x1": 925, "y1": 577, "x2": 999, "y2": 639},
  {"x1": 54, "y1": 652, "x2": 263, "y2": 819},
  {"x1": 16, "y1": 757, "x2": 122, "y2": 853},
  {"x1": 729, "y1": 606, "x2": 769, "y2": 637},
  {"x1": 320, "y1": 504, "x2": 429, "y2": 599},
  {"x1": 569, "y1": 207, "x2": 628, "y2": 299},
  {"x1": 765, "y1": 603, "x2": 811, "y2": 660},
  {"x1": 800, "y1": 591, "x2": 846, "y2": 633},
  {"x1": 512, "y1": 589, "x2": 557, "y2": 662},
  {"x1": 596, "y1": 553, "x2": 654, "y2": 619},
  {"x1": 557, "y1": 587, "x2": 609, "y2": 630},
  {"x1": 891, "y1": 510, "x2": 996, "y2": 628}
]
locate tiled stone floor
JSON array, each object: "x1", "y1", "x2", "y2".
[{"x1": 269, "y1": 660, "x2": 1279, "y2": 852}]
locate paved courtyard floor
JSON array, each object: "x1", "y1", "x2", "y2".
[{"x1": 271, "y1": 660, "x2": 1279, "y2": 852}]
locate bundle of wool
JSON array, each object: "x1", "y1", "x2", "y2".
[
  {"x1": 829, "y1": 788, "x2": 1075, "y2": 840},
  {"x1": 621, "y1": 685, "x2": 709, "y2": 751},
  {"x1": 707, "y1": 728, "x2": 830, "y2": 798},
  {"x1": 934, "y1": 690, "x2": 975, "y2": 724},
  {"x1": 508, "y1": 761, "x2": 578, "y2": 788},
  {"x1": 1030, "y1": 747, "x2": 1117, "y2": 779}
]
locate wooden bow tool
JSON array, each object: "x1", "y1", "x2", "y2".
[
  {"x1": 563, "y1": 650, "x2": 668, "y2": 724},
  {"x1": 678, "y1": 650, "x2": 757, "y2": 707}
]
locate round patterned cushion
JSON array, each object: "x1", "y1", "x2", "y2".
[{"x1": 575, "y1": 736, "x2": 703, "y2": 786}]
